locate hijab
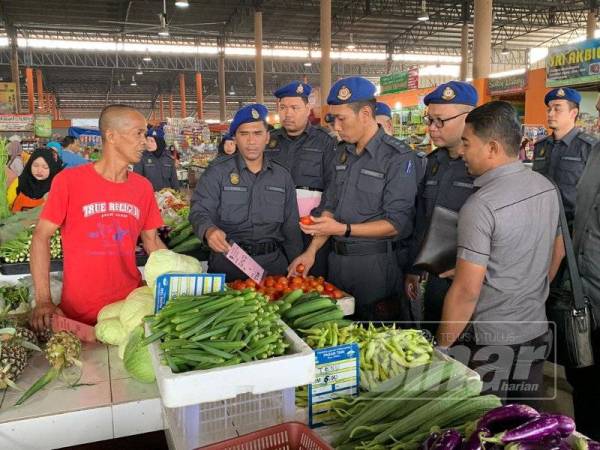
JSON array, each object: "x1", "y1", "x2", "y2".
[
  {"x1": 147, "y1": 135, "x2": 167, "y2": 159},
  {"x1": 17, "y1": 148, "x2": 63, "y2": 200}
]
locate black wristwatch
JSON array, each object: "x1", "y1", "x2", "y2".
[{"x1": 344, "y1": 223, "x2": 352, "y2": 238}]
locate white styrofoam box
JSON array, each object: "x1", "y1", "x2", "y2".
[
  {"x1": 164, "y1": 389, "x2": 295, "y2": 450},
  {"x1": 337, "y1": 294, "x2": 354, "y2": 316},
  {"x1": 147, "y1": 321, "x2": 315, "y2": 408}
]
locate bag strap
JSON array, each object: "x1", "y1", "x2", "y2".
[{"x1": 554, "y1": 185, "x2": 586, "y2": 311}]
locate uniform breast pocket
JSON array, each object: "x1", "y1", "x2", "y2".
[
  {"x1": 220, "y1": 186, "x2": 249, "y2": 224},
  {"x1": 357, "y1": 169, "x2": 385, "y2": 213},
  {"x1": 255, "y1": 185, "x2": 285, "y2": 223},
  {"x1": 532, "y1": 156, "x2": 549, "y2": 173},
  {"x1": 558, "y1": 156, "x2": 585, "y2": 185},
  {"x1": 299, "y1": 148, "x2": 323, "y2": 178},
  {"x1": 161, "y1": 162, "x2": 174, "y2": 178},
  {"x1": 335, "y1": 165, "x2": 348, "y2": 185}
]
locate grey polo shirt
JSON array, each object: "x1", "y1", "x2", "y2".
[{"x1": 457, "y1": 161, "x2": 559, "y2": 345}]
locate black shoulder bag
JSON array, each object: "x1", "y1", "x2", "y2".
[{"x1": 546, "y1": 186, "x2": 595, "y2": 368}]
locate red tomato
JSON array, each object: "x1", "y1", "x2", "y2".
[
  {"x1": 283, "y1": 287, "x2": 293, "y2": 294},
  {"x1": 323, "y1": 282, "x2": 335, "y2": 293},
  {"x1": 274, "y1": 282, "x2": 285, "y2": 291},
  {"x1": 309, "y1": 279, "x2": 319, "y2": 288},
  {"x1": 291, "y1": 276, "x2": 304, "y2": 286},
  {"x1": 245, "y1": 279, "x2": 257, "y2": 289},
  {"x1": 332, "y1": 289, "x2": 343, "y2": 299},
  {"x1": 264, "y1": 277, "x2": 275, "y2": 288},
  {"x1": 300, "y1": 216, "x2": 314, "y2": 226},
  {"x1": 317, "y1": 276, "x2": 325, "y2": 284},
  {"x1": 296, "y1": 263, "x2": 305, "y2": 274},
  {"x1": 315, "y1": 285, "x2": 324, "y2": 293},
  {"x1": 276, "y1": 276, "x2": 288, "y2": 285}
]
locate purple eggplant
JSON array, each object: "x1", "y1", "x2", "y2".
[
  {"x1": 489, "y1": 416, "x2": 560, "y2": 444},
  {"x1": 462, "y1": 428, "x2": 491, "y2": 450},
  {"x1": 540, "y1": 413, "x2": 575, "y2": 438},
  {"x1": 477, "y1": 404, "x2": 540, "y2": 433},
  {"x1": 503, "y1": 433, "x2": 563, "y2": 450},
  {"x1": 421, "y1": 432, "x2": 440, "y2": 450},
  {"x1": 431, "y1": 429, "x2": 463, "y2": 450}
]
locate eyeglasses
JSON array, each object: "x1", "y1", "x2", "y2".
[{"x1": 423, "y1": 111, "x2": 468, "y2": 128}]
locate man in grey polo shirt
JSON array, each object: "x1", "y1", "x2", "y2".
[{"x1": 437, "y1": 101, "x2": 565, "y2": 403}]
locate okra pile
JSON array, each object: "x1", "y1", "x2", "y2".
[
  {"x1": 0, "y1": 227, "x2": 62, "y2": 264},
  {"x1": 143, "y1": 289, "x2": 288, "y2": 373}
]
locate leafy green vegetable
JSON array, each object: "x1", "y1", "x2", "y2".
[
  {"x1": 95, "y1": 318, "x2": 128, "y2": 345},
  {"x1": 144, "y1": 249, "x2": 202, "y2": 289},
  {"x1": 123, "y1": 325, "x2": 156, "y2": 383},
  {"x1": 97, "y1": 300, "x2": 125, "y2": 322},
  {"x1": 119, "y1": 287, "x2": 154, "y2": 332}
]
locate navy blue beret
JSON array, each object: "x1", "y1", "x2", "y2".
[
  {"x1": 229, "y1": 104, "x2": 268, "y2": 136},
  {"x1": 327, "y1": 76, "x2": 377, "y2": 105},
  {"x1": 544, "y1": 87, "x2": 581, "y2": 106},
  {"x1": 375, "y1": 102, "x2": 392, "y2": 118},
  {"x1": 423, "y1": 81, "x2": 478, "y2": 107},
  {"x1": 274, "y1": 81, "x2": 312, "y2": 99}
]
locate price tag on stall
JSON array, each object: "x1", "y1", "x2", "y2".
[
  {"x1": 308, "y1": 343, "x2": 360, "y2": 428},
  {"x1": 225, "y1": 243, "x2": 265, "y2": 284},
  {"x1": 51, "y1": 315, "x2": 96, "y2": 343}
]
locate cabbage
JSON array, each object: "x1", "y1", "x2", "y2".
[
  {"x1": 119, "y1": 286, "x2": 154, "y2": 332},
  {"x1": 123, "y1": 325, "x2": 155, "y2": 383},
  {"x1": 144, "y1": 249, "x2": 203, "y2": 289},
  {"x1": 97, "y1": 300, "x2": 125, "y2": 322},
  {"x1": 95, "y1": 318, "x2": 128, "y2": 345}
]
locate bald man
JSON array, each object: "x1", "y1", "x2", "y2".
[{"x1": 30, "y1": 104, "x2": 166, "y2": 330}]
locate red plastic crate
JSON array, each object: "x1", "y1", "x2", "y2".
[{"x1": 197, "y1": 422, "x2": 333, "y2": 450}]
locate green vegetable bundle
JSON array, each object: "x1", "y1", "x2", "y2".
[
  {"x1": 330, "y1": 360, "x2": 502, "y2": 449},
  {"x1": 143, "y1": 289, "x2": 289, "y2": 373},
  {"x1": 279, "y1": 291, "x2": 348, "y2": 331},
  {"x1": 0, "y1": 227, "x2": 62, "y2": 264},
  {"x1": 0, "y1": 285, "x2": 30, "y2": 315},
  {"x1": 300, "y1": 323, "x2": 433, "y2": 391}
]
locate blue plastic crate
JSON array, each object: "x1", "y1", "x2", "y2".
[{"x1": 154, "y1": 273, "x2": 226, "y2": 312}]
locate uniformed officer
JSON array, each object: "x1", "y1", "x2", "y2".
[
  {"x1": 375, "y1": 102, "x2": 394, "y2": 136},
  {"x1": 405, "y1": 81, "x2": 478, "y2": 332},
  {"x1": 267, "y1": 81, "x2": 337, "y2": 277},
  {"x1": 288, "y1": 76, "x2": 420, "y2": 321},
  {"x1": 533, "y1": 87, "x2": 597, "y2": 222},
  {"x1": 189, "y1": 104, "x2": 303, "y2": 280},
  {"x1": 133, "y1": 128, "x2": 179, "y2": 191}
]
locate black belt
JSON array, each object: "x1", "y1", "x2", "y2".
[
  {"x1": 332, "y1": 240, "x2": 398, "y2": 256},
  {"x1": 296, "y1": 186, "x2": 323, "y2": 192},
  {"x1": 238, "y1": 241, "x2": 279, "y2": 256}
]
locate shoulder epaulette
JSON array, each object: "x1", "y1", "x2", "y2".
[
  {"x1": 381, "y1": 134, "x2": 412, "y2": 154},
  {"x1": 576, "y1": 131, "x2": 598, "y2": 146}
]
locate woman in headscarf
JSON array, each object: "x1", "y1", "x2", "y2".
[
  {"x1": 7, "y1": 148, "x2": 63, "y2": 212},
  {"x1": 132, "y1": 132, "x2": 179, "y2": 191},
  {"x1": 217, "y1": 134, "x2": 236, "y2": 156}
]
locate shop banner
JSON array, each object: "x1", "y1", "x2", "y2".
[
  {"x1": 308, "y1": 344, "x2": 360, "y2": 428},
  {"x1": 487, "y1": 72, "x2": 528, "y2": 95},
  {"x1": 0, "y1": 114, "x2": 34, "y2": 131},
  {"x1": 34, "y1": 113, "x2": 52, "y2": 138},
  {"x1": 380, "y1": 68, "x2": 418, "y2": 94},
  {"x1": 0, "y1": 83, "x2": 17, "y2": 114},
  {"x1": 546, "y1": 37, "x2": 600, "y2": 87}
]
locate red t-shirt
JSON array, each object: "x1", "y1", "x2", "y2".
[{"x1": 41, "y1": 164, "x2": 163, "y2": 325}]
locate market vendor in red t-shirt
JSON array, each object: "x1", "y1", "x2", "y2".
[{"x1": 30, "y1": 105, "x2": 166, "y2": 330}]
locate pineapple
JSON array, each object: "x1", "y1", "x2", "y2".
[
  {"x1": 16, "y1": 331, "x2": 82, "y2": 406},
  {"x1": 35, "y1": 328, "x2": 53, "y2": 344},
  {"x1": 0, "y1": 341, "x2": 27, "y2": 390},
  {"x1": 44, "y1": 331, "x2": 81, "y2": 370},
  {"x1": 14, "y1": 327, "x2": 39, "y2": 357}
]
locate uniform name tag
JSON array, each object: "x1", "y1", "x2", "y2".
[
  {"x1": 265, "y1": 185, "x2": 285, "y2": 193},
  {"x1": 452, "y1": 181, "x2": 474, "y2": 189},
  {"x1": 304, "y1": 147, "x2": 322, "y2": 153},
  {"x1": 534, "y1": 157, "x2": 546, "y2": 161},
  {"x1": 336, "y1": 165, "x2": 347, "y2": 171},
  {"x1": 426, "y1": 180, "x2": 439, "y2": 186},
  {"x1": 360, "y1": 169, "x2": 384, "y2": 179},
  {"x1": 223, "y1": 186, "x2": 247, "y2": 192},
  {"x1": 561, "y1": 156, "x2": 582, "y2": 162}
]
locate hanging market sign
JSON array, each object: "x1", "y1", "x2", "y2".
[
  {"x1": 487, "y1": 72, "x2": 528, "y2": 95},
  {"x1": 546, "y1": 37, "x2": 600, "y2": 87},
  {"x1": 0, "y1": 114, "x2": 34, "y2": 131},
  {"x1": 0, "y1": 83, "x2": 17, "y2": 114},
  {"x1": 380, "y1": 67, "x2": 419, "y2": 94},
  {"x1": 34, "y1": 114, "x2": 52, "y2": 138}
]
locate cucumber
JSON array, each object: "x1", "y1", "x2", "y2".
[
  {"x1": 168, "y1": 224, "x2": 193, "y2": 247},
  {"x1": 171, "y1": 235, "x2": 203, "y2": 253},
  {"x1": 284, "y1": 297, "x2": 334, "y2": 320}
]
